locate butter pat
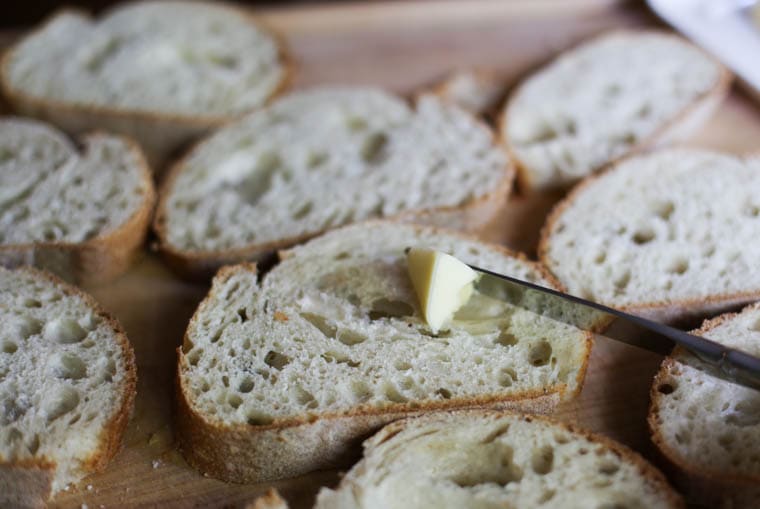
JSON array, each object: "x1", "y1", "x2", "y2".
[{"x1": 406, "y1": 248, "x2": 479, "y2": 333}]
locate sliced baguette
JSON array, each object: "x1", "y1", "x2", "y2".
[
  {"x1": 649, "y1": 303, "x2": 760, "y2": 508},
  {"x1": 501, "y1": 30, "x2": 730, "y2": 192},
  {"x1": 155, "y1": 88, "x2": 513, "y2": 280},
  {"x1": 0, "y1": 266, "x2": 136, "y2": 508},
  {"x1": 0, "y1": 117, "x2": 155, "y2": 285},
  {"x1": 0, "y1": 1, "x2": 289, "y2": 166},
  {"x1": 314, "y1": 410, "x2": 684, "y2": 509},
  {"x1": 539, "y1": 149, "x2": 760, "y2": 323},
  {"x1": 176, "y1": 221, "x2": 592, "y2": 483}
]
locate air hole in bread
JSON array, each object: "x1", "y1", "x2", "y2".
[
  {"x1": 718, "y1": 433, "x2": 734, "y2": 450},
  {"x1": 667, "y1": 258, "x2": 689, "y2": 275},
  {"x1": 5, "y1": 427, "x2": 22, "y2": 446},
  {"x1": 292, "y1": 201, "x2": 313, "y2": 220},
  {"x1": 652, "y1": 200, "x2": 675, "y2": 220},
  {"x1": 1, "y1": 398, "x2": 26, "y2": 425},
  {"x1": 605, "y1": 83, "x2": 621, "y2": 97},
  {"x1": 369, "y1": 299, "x2": 413, "y2": 321},
  {"x1": 45, "y1": 386, "x2": 80, "y2": 423},
  {"x1": 657, "y1": 383, "x2": 676, "y2": 395},
  {"x1": 228, "y1": 394, "x2": 243, "y2": 409},
  {"x1": 103, "y1": 359, "x2": 116, "y2": 383},
  {"x1": 238, "y1": 377, "x2": 254, "y2": 393},
  {"x1": 44, "y1": 318, "x2": 87, "y2": 344},
  {"x1": 68, "y1": 413, "x2": 82, "y2": 425},
  {"x1": 307, "y1": 151, "x2": 328, "y2": 168},
  {"x1": 495, "y1": 330, "x2": 518, "y2": 347},
  {"x1": 237, "y1": 308, "x2": 249, "y2": 323},
  {"x1": 336, "y1": 329, "x2": 366, "y2": 346},
  {"x1": 452, "y1": 443, "x2": 523, "y2": 487},
  {"x1": 394, "y1": 360, "x2": 412, "y2": 371},
  {"x1": 436, "y1": 388, "x2": 452, "y2": 399},
  {"x1": 235, "y1": 152, "x2": 281, "y2": 205},
  {"x1": 632, "y1": 228, "x2": 655, "y2": 245},
  {"x1": 346, "y1": 117, "x2": 368, "y2": 132},
  {"x1": 27, "y1": 434, "x2": 40, "y2": 455},
  {"x1": 350, "y1": 380, "x2": 372, "y2": 402},
  {"x1": 383, "y1": 382, "x2": 407, "y2": 403},
  {"x1": 23, "y1": 298, "x2": 42, "y2": 308},
  {"x1": 293, "y1": 385, "x2": 317, "y2": 408},
  {"x1": 187, "y1": 349, "x2": 202, "y2": 366},
  {"x1": 264, "y1": 350, "x2": 291, "y2": 370},
  {"x1": 498, "y1": 368, "x2": 517, "y2": 387},
  {"x1": 334, "y1": 252, "x2": 350, "y2": 261},
  {"x1": 598, "y1": 460, "x2": 620, "y2": 475},
  {"x1": 2, "y1": 342, "x2": 18, "y2": 354},
  {"x1": 247, "y1": 411, "x2": 274, "y2": 426},
  {"x1": 52, "y1": 353, "x2": 87, "y2": 380},
  {"x1": 593, "y1": 252, "x2": 607, "y2": 265},
  {"x1": 361, "y1": 132, "x2": 388, "y2": 164},
  {"x1": 322, "y1": 351, "x2": 360, "y2": 367},
  {"x1": 702, "y1": 245, "x2": 716, "y2": 257},
  {"x1": 531, "y1": 445, "x2": 554, "y2": 475},
  {"x1": 614, "y1": 271, "x2": 631, "y2": 292},
  {"x1": 301, "y1": 313, "x2": 337, "y2": 339},
  {"x1": 529, "y1": 341, "x2": 552, "y2": 367},
  {"x1": 14, "y1": 315, "x2": 42, "y2": 338}
]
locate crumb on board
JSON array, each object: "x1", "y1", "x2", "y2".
[{"x1": 152, "y1": 459, "x2": 161, "y2": 469}]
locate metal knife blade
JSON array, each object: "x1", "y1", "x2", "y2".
[{"x1": 469, "y1": 265, "x2": 760, "y2": 392}]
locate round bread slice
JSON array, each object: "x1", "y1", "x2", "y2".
[
  {"x1": 649, "y1": 303, "x2": 760, "y2": 508},
  {"x1": 0, "y1": 266, "x2": 136, "y2": 508},
  {"x1": 315, "y1": 410, "x2": 683, "y2": 509},
  {"x1": 0, "y1": 1, "x2": 289, "y2": 166},
  {"x1": 176, "y1": 221, "x2": 592, "y2": 483},
  {"x1": 501, "y1": 30, "x2": 730, "y2": 192},
  {"x1": 155, "y1": 88, "x2": 512, "y2": 279},
  {"x1": 0, "y1": 117, "x2": 155, "y2": 285},
  {"x1": 539, "y1": 149, "x2": 760, "y2": 323}
]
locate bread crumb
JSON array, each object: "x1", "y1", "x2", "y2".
[
  {"x1": 152, "y1": 459, "x2": 161, "y2": 469},
  {"x1": 81, "y1": 504, "x2": 88, "y2": 509},
  {"x1": 274, "y1": 311, "x2": 288, "y2": 322},
  {"x1": 87, "y1": 484, "x2": 93, "y2": 491}
]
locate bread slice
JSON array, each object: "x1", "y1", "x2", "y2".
[
  {"x1": 649, "y1": 303, "x2": 760, "y2": 508},
  {"x1": 0, "y1": 117, "x2": 155, "y2": 285},
  {"x1": 501, "y1": 30, "x2": 730, "y2": 192},
  {"x1": 0, "y1": 1, "x2": 289, "y2": 166},
  {"x1": 539, "y1": 149, "x2": 760, "y2": 323},
  {"x1": 314, "y1": 410, "x2": 684, "y2": 509},
  {"x1": 176, "y1": 221, "x2": 592, "y2": 483},
  {"x1": 0, "y1": 266, "x2": 136, "y2": 508},
  {"x1": 155, "y1": 88, "x2": 513, "y2": 279}
]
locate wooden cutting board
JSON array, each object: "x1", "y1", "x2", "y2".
[{"x1": 13, "y1": 0, "x2": 757, "y2": 507}]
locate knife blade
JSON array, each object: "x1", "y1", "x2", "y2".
[{"x1": 469, "y1": 264, "x2": 760, "y2": 392}]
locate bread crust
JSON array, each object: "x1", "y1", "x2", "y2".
[
  {"x1": 499, "y1": 29, "x2": 732, "y2": 194},
  {"x1": 537, "y1": 150, "x2": 760, "y2": 325},
  {"x1": 0, "y1": 132, "x2": 156, "y2": 286},
  {"x1": 0, "y1": 267, "x2": 137, "y2": 504},
  {"x1": 648, "y1": 303, "x2": 760, "y2": 507},
  {"x1": 153, "y1": 94, "x2": 515, "y2": 281},
  {"x1": 0, "y1": 3, "x2": 292, "y2": 168},
  {"x1": 175, "y1": 223, "x2": 593, "y2": 483}
]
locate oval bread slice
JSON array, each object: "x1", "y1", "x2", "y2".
[
  {"x1": 155, "y1": 88, "x2": 512, "y2": 279},
  {"x1": 0, "y1": 1, "x2": 289, "y2": 165},
  {"x1": 176, "y1": 221, "x2": 591, "y2": 483},
  {"x1": 649, "y1": 303, "x2": 760, "y2": 508},
  {"x1": 0, "y1": 117, "x2": 155, "y2": 285},
  {"x1": 315, "y1": 410, "x2": 684, "y2": 509},
  {"x1": 0, "y1": 266, "x2": 136, "y2": 508},
  {"x1": 501, "y1": 30, "x2": 730, "y2": 192},
  {"x1": 539, "y1": 149, "x2": 760, "y2": 323}
]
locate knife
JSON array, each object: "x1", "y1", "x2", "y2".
[{"x1": 469, "y1": 264, "x2": 760, "y2": 392}]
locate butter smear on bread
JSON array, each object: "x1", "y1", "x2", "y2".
[{"x1": 406, "y1": 248, "x2": 479, "y2": 333}]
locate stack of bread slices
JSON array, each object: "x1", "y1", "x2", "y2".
[{"x1": 4, "y1": 1, "x2": 757, "y2": 507}]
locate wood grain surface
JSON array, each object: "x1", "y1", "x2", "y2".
[{"x1": 9, "y1": 0, "x2": 758, "y2": 507}]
